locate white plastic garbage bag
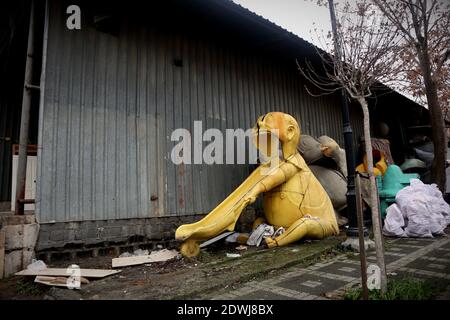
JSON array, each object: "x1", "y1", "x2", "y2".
[
  {"x1": 382, "y1": 204, "x2": 406, "y2": 237},
  {"x1": 383, "y1": 179, "x2": 450, "y2": 238},
  {"x1": 27, "y1": 259, "x2": 47, "y2": 271},
  {"x1": 247, "y1": 223, "x2": 274, "y2": 246}
]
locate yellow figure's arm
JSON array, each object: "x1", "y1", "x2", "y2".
[{"x1": 244, "y1": 160, "x2": 299, "y2": 204}]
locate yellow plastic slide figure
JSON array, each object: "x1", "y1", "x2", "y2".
[{"x1": 175, "y1": 112, "x2": 338, "y2": 257}]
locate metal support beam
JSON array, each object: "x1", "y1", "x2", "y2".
[
  {"x1": 327, "y1": 0, "x2": 367, "y2": 237},
  {"x1": 15, "y1": 0, "x2": 36, "y2": 215},
  {"x1": 25, "y1": 84, "x2": 40, "y2": 91}
]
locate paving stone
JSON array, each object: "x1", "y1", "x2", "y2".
[
  {"x1": 387, "y1": 245, "x2": 421, "y2": 254},
  {"x1": 399, "y1": 239, "x2": 435, "y2": 246},
  {"x1": 422, "y1": 251, "x2": 450, "y2": 261},
  {"x1": 234, "y1": 289, "x2": 297, "y2": 300},
  {"x1": 209, "y1": 230, "x2": 450, "y2": 300},
  {"x1": 405, "y1": 258, "x2": 450, "y2": 273},
  {"x1": 441, "y1": 242, "x2": 450, "y2": 250},
  {"x1": 389, "y1": 270, "x2": 450, "y2": 292},
  {"x1": 316, "y1": 261, "x2": 360, "y2": 278},
  {"x1": 366, "y1": 253, "x2": 403, "y2": 265},
  {"x1": 276, "y1": 273, "x2": 347, "y2": 296}
]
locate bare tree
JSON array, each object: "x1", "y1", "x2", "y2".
[
  {"x1": 373, "y1": 0, "x2": 450, "y2": 193},
  {"x1": 299, "y1": 0, "x2": 407, "y2": 293}
]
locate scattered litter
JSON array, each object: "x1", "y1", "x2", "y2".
[
  {"x1": 34, "y1": 275, "x2": 90, "y2": 288},
  {"x1": 383, "y1": 179, "x2": 450, "y2": 238},
  {"x1": 119, "y1": 252, "x2": 133, "y2": 258},
  {"x1": 27, "y1": 259, "x2": 47, "y2": 271},
  {"x1": 200, "y1": 231, "x2": 234, "y2": 248},
  {"x1": 112, "y1": 249, "x2": 180, "y2": 268},
  {"x1": 236, "y1": 233, "x2": 250, "y2": 244},
  {"x1": 156, "y1": 245, "x2": 163, "y2": 249},
  {"x1": 291, "y1": 249, "x2": 300, "y2": 253},
  {"x1": 145, "y1": 264, "x2": 152, "y2": 267},
  {"x1": 119, "y1": 249, "x2": 149, "y2": 258},
  {"x1": 235, "y1": 245, "x2": 247, "y2": 251},
  {"x1": 226, "y1": 253, "x2": 241, "y2": 258},
  {"x1": 226, "y1": 233, "x2": 250, "y2": 244},
  {"x1": 247, "y1": 223, "x2": 274, "y2": 246},
  {"x1": 15, "y1": 268, "x2": 121, "y2": 278},
  {"x1": 133, "y1": 249, "x2": 149, "y2": 256},
  {"x1": 272, "y1": 227, "x2": 285, "y2": 239},
  {"x1": 225, "y1": 233, "x2": 239, "y2": 243}
]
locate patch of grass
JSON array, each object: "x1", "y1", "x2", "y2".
[
  {"x1": 344, "y1": 278, "x2": 437, "y2": 300},
  {"x1": 345, "y1": 251, "x2": 357, "y2": 259},
  {"x1": 16, "y1": 278, "x2": 43, "y2": 296}
]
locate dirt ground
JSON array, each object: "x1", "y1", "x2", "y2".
[{"x1": 0, "y1": 237, "x2": 341, "y2": 300}]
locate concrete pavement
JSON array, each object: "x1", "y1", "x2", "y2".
[{"x1": 210, "y1": 228, "x2": 450, "y2": 300}]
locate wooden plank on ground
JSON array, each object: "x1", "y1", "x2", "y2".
[
  {"x1": 15, "y1": 268, "x2": 120, "y2": 278},
  {"x1": 112, "y1": 249, "x2": 180, "y2": 268},
  {"x1": 34, "y1": 276, "x2": 90, "y2": 287},
  {"x1": 0, "y1": 230, "x2": 5, "y2": 279}
]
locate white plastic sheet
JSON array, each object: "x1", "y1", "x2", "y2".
[
  {"x1": 383, "y1": 179, "x2": 450, "y2": 238},
  {"x1": 247, "y1": 223, "x2": 274, "y2": 246}
]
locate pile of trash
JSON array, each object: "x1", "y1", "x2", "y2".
[
  {"x1": 14, "y1": 247, "x2": 180, "y2": 289},
  {"x1": 383, "y1": 179, "x2": 450, "y2": 238},
  {"x1": 214, "y1": 223, "x2": 285, "y2": 258},
  {"x1": 225, "y1": 223, "x2": 285, "y2": 247},
  {"x1": 15, "y1": 259, "x2": 121, "y2": 289}
]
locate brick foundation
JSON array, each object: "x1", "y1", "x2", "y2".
[{"x1": 35, "y1": 207, "x2": 258, "y2": 261}]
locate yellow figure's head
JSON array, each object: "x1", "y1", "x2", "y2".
[{"x1": 253, "y1": 112, "x2": 301, "y2": 159}]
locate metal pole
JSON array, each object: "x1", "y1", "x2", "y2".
[
  {"x1": 327, "y1": 0, "x2": 366, "y2": 237},
  {"x1": 356, "y1": 174, "x2": 369, "y2": 299},
  {"x1": 15, "y1": 0, "x2": 36, "y2": 215}
]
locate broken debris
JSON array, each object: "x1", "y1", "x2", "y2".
[
  {"x1": 15, "y1": 268, "x2": 121, "y2": 278},
  {"x1": 119, "y1": 249, "x2": 150, "y2": 258},
  {"x1": 112, "y1": 249, "x2": 180, "y2": 268},
  {"x1": 247, "y1": 224, "x2": 274, "y2": 246},
  {"x1": 34, "y1": 275, "x2": 90, "y2": 288},
  {"x1": 26, "y1": 259, "x2": 47, "y2": 271},
  {"x1": 199, "y1": 231, "x2": 234, "y2": 248}
]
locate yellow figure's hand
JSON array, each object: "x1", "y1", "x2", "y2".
[
  {"x1": 265, "y1": 237, "x2": 277, "y2": 248},
  {"x1": 244, "y1": 195, "x2": 256, "y2": 205}
]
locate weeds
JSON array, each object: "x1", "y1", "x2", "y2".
[
  {"x1": 344, "y1": 278, "x2": 437, "y2": 300},
  {"x1": 16, "y1": 278, "x2": 43, "y2": 296}
]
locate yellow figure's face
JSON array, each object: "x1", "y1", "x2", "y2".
[
  {"x1": 253, "y1": 113, "x2": 279, "y2": 160},
  {"x1": 253, "y1": 112, "x2": 301, "y2": 159}
]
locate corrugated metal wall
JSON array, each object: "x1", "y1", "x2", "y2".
[{"x1": 36, "y1": 1, "x2": 363, "y2": 223}]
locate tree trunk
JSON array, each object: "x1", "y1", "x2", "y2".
[
  {"x1": 418, "y1": 51, "x2": 447, "y2": 193},
  {"x1": 357, "y1": 96, "x2": 387, "y2": 294}
]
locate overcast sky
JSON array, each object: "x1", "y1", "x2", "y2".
[
  {"x1": 232, "y1": 0, "x2": 422, "y2": 105},
  {"x1": 232, "y1": 0, "x2": 332, "y2": 47}
]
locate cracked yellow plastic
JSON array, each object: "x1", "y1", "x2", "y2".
[{"x1": 175, "y1": 112, "x2": 338, "y2": 257}]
